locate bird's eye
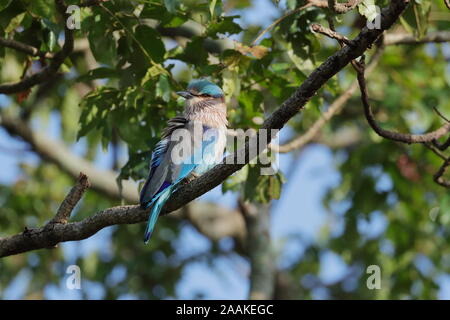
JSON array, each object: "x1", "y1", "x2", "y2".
[{"x1": 200, "y1": 94, "x2": 210, "y2": 97}]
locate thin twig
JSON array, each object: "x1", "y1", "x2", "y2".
[
  {"x1": 444, "y1": 0, "x2": 450, "y2": 10},
  {"x1": 434, "y1": 157, "x2": 450, "y2": 188},
  {"x1": 273, "y1": 45, "x2": 384, "y2": 153},
  {"x1": 0, "y1": 0, "x2": 74, "y2": 94},
  {"x1": 313, "y1": 21, "x2": 364, "y2": 72},
  {"x1": 433, "y1": 106, "x2": 450, "y2": 123},
  {"x1": 356, "y1": 57, "x2": 450, "y2": 144},
  {"x1": 433, "y1": 135, "x2": 450, "y2": 151},
  {"x1": 252, "y1": 3, "x2": 313, "y2": 46},
  {"x1": 48, "y1": 173, "x2": 91, "y2": 225},
  {"x1": 424, "y1": 142, "x2": 447, "y2": 161},
  {"x1": 383, "y1": 31, "x2": 450, "y2": 45},
  {"x1": 0, "y1": 0, "x2": 410, "y2": 258},
  {"x1": 99, "y1": 3, "x2": 169, "y2": 76},
  {"x1": 238, "y1": 199, "x2": 275, "y2": 300},
  {"x1": 0, "y1": 38, "x2": 54, "y2": 59},
  {"x1": 326, "y1": 0, "x2": 362, "y2": 14},
  {"x1": 311, "y1": 23, "x2": 354, "y2": 46}
]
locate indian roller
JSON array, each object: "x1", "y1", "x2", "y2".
[{"x1": 139, "y1": 79, "x2": 228, "y2": 243}]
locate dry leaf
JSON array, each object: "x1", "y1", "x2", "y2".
[
  {"x1": 235, "y1": 41, "x2": 269, "y2": 59},
  {"x1": 17, "y1": 88, "x2": 32, "y2": 103}
]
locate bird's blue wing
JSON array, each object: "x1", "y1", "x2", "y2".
[
  {"x1": 140, "y1": 120, "x2": 224, "y2": 243},
  {"x1": 139, "y1": 117, "x2": 189, "y2": 209},
  {"x1": 139, "y1": 138, "x2": 170, "y2": 209}
]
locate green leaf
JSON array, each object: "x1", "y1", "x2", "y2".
[
  {"x1": 222, "y1": 165, "x2": 249, "y2": 193},
  {"x1": 118, "y1": 150, "x2": 152, "y2": 181},
  {"x1": 357, "y1": 0, "x2": 378, "y2": 21},
  {"x1": 242, "y1": 165, "x2": 286, "y2": 203},
  {"x1": 156, "y1": 74, "x2": 171, "y2": 102},
  {"x1": 140, "y1": 4, "x2": 185, "y2": 27},
  {"x1": 77, "y1": 88, "x2": 119, "y2": 140},
  {"x1": 141, "y1": 4, "x2": 167, "y2": 19},
  {"x1": 122, "y1": 86, "x2": 141, "y2": 110},
  {"x1": 235, "y1": 89, "x2": 264, "y2": 127},
  {"x1": 210, "y1": 0, "x2": 217, "y2": 16},
  {"x1": 207, "y1": 16, "x2": 242, "y2": 39},
  {"x1": 135, "y1": 25, "x2": 166, "y2": 63},
  {"x1": 40, "y1": 19, "x2": 59, "y2": 52},
  {"x1": 413, "y1": 0, "x2": 431, "y2": 38},
  {"x1": 0, "y1": 0, "x2": 12, "y2": 11},
  {"x1": 176, "y1": 37, "x2": 208, "y2": 65},
  {"x1": 164, "y1": 0, "x2": 178, "y2": 14},
  {"x1": 30, "y1": 0, "x2": 55, "y2": 19},
  {"x1": 209, "y1": 0, "x2": 219, "y2": 20},
  {"x1": 222, "y1": 69, "x2": 240, "y2": 103},
  {"x1": 268, "y1": 171, "x2": 286, "y2": 200},
  {"x1": 245, "y1": 165, "x2": 270, "y2": 203},
  {"x1": 86, "y1": 17, "x2": 117, "y2": 65},
  {"x1": 164, "y1": 15, "x2": 187, "y2": 27},
  {"x1": 77, "y1": 68, "x2": 118, "y2": 82},
  {"x1": 141, "y1": 66, "x2": 164, "y2": 85},
  {"x1": 5, "y1": 12, "x2": 26, "y2": 33},
  {"x1": 399, "y1": 16, "x2": 414, "y2": 34}
]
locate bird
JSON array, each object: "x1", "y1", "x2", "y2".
[{"x1": 139, "y1": 79, "x2": 228, "y2": 243}]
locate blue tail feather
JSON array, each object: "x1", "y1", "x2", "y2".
[{"x1": 143, "y1": 186, "x2": 173, "y2": 244}]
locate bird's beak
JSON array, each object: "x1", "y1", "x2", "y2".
[{"x1": 177, "y1": 91, "x2": 193, "y2": 99}]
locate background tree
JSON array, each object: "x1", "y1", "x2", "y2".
[{"x1": 0, "y1": 0, "x2": 449, "y2": 299}]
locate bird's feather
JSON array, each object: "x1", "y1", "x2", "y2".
[
  {"x1": 140, "y1": 79, "x2": 227, "y2": 243},
  {"x1": 140, "y1": 120, "x2": 225, "y2": 242},
  {"x1": 139, "y1": 117, "x2": 189, "y2": 209},
  {"x1": 143, "y1": 186, "x2": 173, "y2": 243}
]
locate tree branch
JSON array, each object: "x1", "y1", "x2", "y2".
[
  {"x1": 0, "y1": 110, "x2": 248, "y2": 251},
  {"x1": 252, "y1": 3, "x2": 313, "y2": 45},
  {"x1": 49, "y1": 172, "x2": 91, "y2": 225},
  {"x1": 311, "y1": 23, "x2": 354, "y2": 46},
  {"x1": 384, "y1": 31, "x2": 450, "y2": 45},
  {"x1": 444, "y1": 0, "x2": 450, "y2": 10},
  {"x1": 0, "y1": 205, "x2": 146, "y2": 257},
  {"x1": 292, "y1": 0, "x2": 363, "y2": 13},
  {"x1": 0, "y1": 0, "x2": 410, "y2": 257},
  {"x1": 274, "y1": 44, "x2": 384, "y2": 153},
  {"x1": 355, "y1": 57, "x2": 450, "y2": 144},
  {"x1": 183, "y1": 203, "x2": 246, "y2": 248},
  {"x1": 434, "y1": 157, "x2": 450, "y2": 188},
  {"x1": 0, "y1": 111, "x2": 139, "y2": 202},
  {"x1": 424, "y1": 142, "x2": 448, "y2": 161},
  {"x1": 0, "y1": 38, "x2": 55, "y2": 59},
  {"x1": 326, "y1": 0, "x2": 362, "y2": 14},
  {"x1": 433, "y1": 135, "x2": 450, "y2": 151},
  {"x1": 433, "y1": 106, "x2": 450, "y2": 124},
  {"x1": 280, "y1": 29, "x2": 450, "y2": 154},
  {"x1": 156, "y1": 0, "x2": 410, "y2": 218},
  {"x1": 0, "y1": 0, "x2": 74, "y2": 94},
  {"x1": 239, "y1": 200, "x2": 275, "y2": 300}
]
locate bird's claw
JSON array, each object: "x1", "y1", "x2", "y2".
[{"x1": 183, "y1": 172, "x2": 200, "y2": 184}]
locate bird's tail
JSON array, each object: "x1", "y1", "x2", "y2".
[{"x1": 143, "y1": 186, "x2": 173, "y2": 244}]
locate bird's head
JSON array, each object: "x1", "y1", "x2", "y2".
[
  {"x1": 178, "y1": 79, "x2": 227, "y2": 126},
  {"x1": 177, "y1": 79, "x2": 224, "y2": 103}
]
